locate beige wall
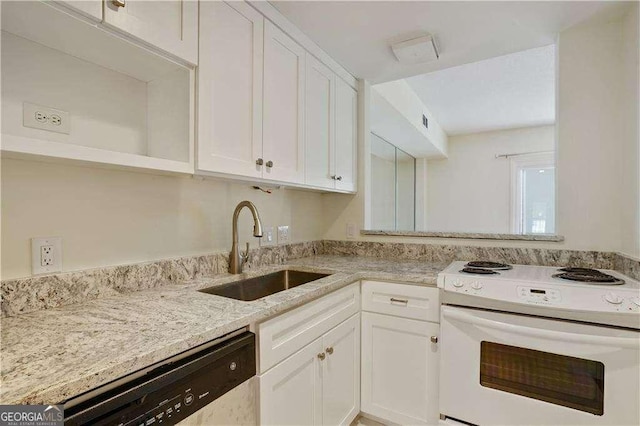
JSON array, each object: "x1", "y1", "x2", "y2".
[
  {"x1": 325, "y1": 8, "x2": 639, "y2": 256},
  {"x1": 1, "y1": 159, "x2": 324, "y2": 280},
  {"x1": 556, "y1": 9, "x2": 637, "y2": 255},
  {"x1": 426, "y1": 125, "x2": 555, "y2": 234},
  {"x1": 621, "y1": 3, "x2": 640, "y2": 258}
]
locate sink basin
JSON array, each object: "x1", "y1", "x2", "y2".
[{"x1": 199, "y1": 270, "x2": 331, "y2": 301}]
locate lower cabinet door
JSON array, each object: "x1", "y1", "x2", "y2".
[
  {"x1": 361, "y1": 312, "x2": 439, "y2": 425},
  {"x1": 322, "y1": 314, "x2": 360, "y2": 426},
  {"x1": 259, "y1": 337, "x2": 323, "y2": 425}
]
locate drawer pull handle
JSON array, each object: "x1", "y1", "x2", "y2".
[
  {"x1": 390, "y1": 297, "x2": 409, "y2": 305},
  {"x1": 326, "y1": 347, "x2": 334, "y2": 355},
  {"x1": 112, "y1": 0, "x2": 125, "y2": 7},
  {"x1": 317, "y1": 352, "x2": 326, "y2": 360},
  {"x1": 229, "y1": 361, "x2": 237, "y2": 370},
  {"x1": 430, "y1": 336, "x2": 438, "y2": 343}
]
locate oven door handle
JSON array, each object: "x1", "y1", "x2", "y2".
[{"x1": 442, "y1": 307, "x2": 640, "y2": 349}]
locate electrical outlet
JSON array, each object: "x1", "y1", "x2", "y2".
[
  {"x1": 23, "y1": 102, "x2": 70, "y2": 134},
  {"x1": 41, "y1": 245, "x2": 54, "y2": 266},
  {"x1": 346, "y1": 223, "x2": 357, "y2": 239},
  {"x1": 31, "y1": 237, "x2": 62, "y2": 275},
  {"x1": 260, "y1": 226, "x2": 275, "y2": 247},
  {"x1": 277, "y1": 225, "x2": 290, "y2": 245}
]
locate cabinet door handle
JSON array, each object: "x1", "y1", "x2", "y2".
[
  {"x1": 331, "y1": 175, "x2": 337, "y2": 180},
  {"x1": 430, "y1": 336, "x2": 438, "y2": 343},
  {"x1": 266, "y1": 160, "x2": 274, "y2": 168},
  {"x1": 390, "y1": 297, "x2": 409, "y2": 305},
  {"x1": 325, "y1": 347, "x2": 334, "y2": 355},
  {"x1": 336, "y1": 176, "x2": 343, "y2": 181},
  {"x1": 112, "y1": 0, "x2": 126, "y2": 7},
  {"x1": 256, "y1": 158, "x2": 264, "y2": 166},
  {"x1": 317, "y1": 352, "x2": 326, "y2": 360}
]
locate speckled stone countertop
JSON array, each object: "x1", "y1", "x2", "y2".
[{"x1": 0, "y1": 256, "x2": 446, "y2": 406}]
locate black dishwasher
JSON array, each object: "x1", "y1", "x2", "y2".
[{"x1": 64, "y1": 330, "x2": 255, "y2": 426}]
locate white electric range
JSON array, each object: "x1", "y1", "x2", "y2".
[{"x1": 437, "y1": 261, "x2": 640, "y2": 426}]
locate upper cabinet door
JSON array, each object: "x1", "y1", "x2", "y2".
[
  {"x1": 57, "y1": 1, "x2": 102, "y2": 21},
  {"x1": 197, "y1": 1, "x2": 263, "y2": 178},
  {"x1": 263, "y1": 21, "x2": 305, "y2": 184},
  {"x1": 103, "y1": 0, "x2": 198, "y2": 65},
  {"x1": 305, "y1": 53, "x2": 335, "y2": 189},
  {"x1": 322, "y1": 314, "x2": 360, "y2": 426},
  {"x1": 335, "y1": 78, "x2": 357, "y2": 192}
]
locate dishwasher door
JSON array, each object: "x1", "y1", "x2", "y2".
[{"x1": 64, "y1": 330, "x2": 256, "y2": 426}]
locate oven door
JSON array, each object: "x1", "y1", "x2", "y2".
[{"x1": 440, "y1": 306, "x2": 640, "y2": 426}]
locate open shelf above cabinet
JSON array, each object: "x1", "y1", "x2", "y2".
[{"x1": 0, "y1": 1, "x2": 194, "y2": 175}]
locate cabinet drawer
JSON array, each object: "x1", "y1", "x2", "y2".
[
  {"x1": 258, "y1": 283, "x2": 360, "y2": 373},
  {"x1": 361, "y1": 281, "x2": 439, "y2": 322}
]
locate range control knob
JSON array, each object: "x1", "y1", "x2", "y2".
[
  {"x1": 452, "y1": 279, "x2": 464, "y2": 288},
  {"x1": 471, "y1": 281, "x2": 483, "y2": 290},
  {"x1": 604, "y1": 292, "x2": 623, "y2": 305}
]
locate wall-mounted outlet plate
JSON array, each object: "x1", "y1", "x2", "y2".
[
  {"x1": 260, "y1": 226, "x2": 275, "y2": 247},
  {"x1": 23, "y1": 102, "x2": 70, "y2": 134},
  {"x1": 277, "y1": 225, "x2": 290, "y2": 245},
  {"x1": 31, "y1": 237, "x2": 63, "y2": 275}
]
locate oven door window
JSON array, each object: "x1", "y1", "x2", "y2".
[{"x1": 480, "y1": 341, "x2": 604, "y2": 415}]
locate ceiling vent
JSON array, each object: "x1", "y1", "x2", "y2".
[{"x1": 391, "y1": 35, "x2": 439, "y2": 64}]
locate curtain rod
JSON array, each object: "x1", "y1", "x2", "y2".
[{"x1": 495, "y1": 150, "x2": 554, "y2": 159}]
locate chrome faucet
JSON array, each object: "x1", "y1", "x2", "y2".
[{"x1": 229, "y1": 201, "x2": 263, "y2": 274}]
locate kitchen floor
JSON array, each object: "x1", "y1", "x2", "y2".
[{"x1": 351, "y1": 415, "x2": 386, "y2": 426}]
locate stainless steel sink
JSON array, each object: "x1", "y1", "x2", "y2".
[{"x1": 199, "y1": 270, "x2": 331, "y2": 301}]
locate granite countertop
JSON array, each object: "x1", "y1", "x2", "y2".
[{"x1": 0, "y1": 255, "x2": 446, "y2": 406}]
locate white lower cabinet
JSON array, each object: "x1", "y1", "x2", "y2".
[
  {"x1": 321, "y1": 314, "x2": 361, "y2": 425},
  {"x1": 259, "y1": 281, "x2": 438, "y2": 426},
  {"x1": 260, "y1": 337, "x2": 324, "y2": 425},
  {"x1": 259, "y1": 313, "x2": 360, "y2": 426},
  {"x1": 361, "y1": 282, "x2": 440, "y2": 425}
]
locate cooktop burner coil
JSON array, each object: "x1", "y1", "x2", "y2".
[
  {"x1": 553, "y1": 271, "x2": 625, "y2": 285},
  {"x1": 460, "y1": 267, "x2": 499, "y2": 275},
  {"x1": 465, "y1": 261, "x2": 513, "y2": 270}
]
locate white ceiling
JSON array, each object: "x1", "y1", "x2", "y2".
[
  {"x1": 405, "y1": 45, "x2": 556, "y2": 136},
  {"x1": 271, "y1": 1, "x2": 632, "y2": 84}
]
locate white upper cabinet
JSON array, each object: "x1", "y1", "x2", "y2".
[
  {"x1": 263, "y1": 20, "x2": 306, "y2": 184},
  {"x1": 305, "y1": 53, "x2": 335, "y2": 189},
  {"x1": 194, "y1": 1, "x2": 357, "y2": 191},
  {"x1": 0, "y1": 1, "x2": 194, "y2": 175},
  {"x1": 304, "y1": 54, "x2": 357, "y2": 192},
  {"x1": 334, "y1": 78, "x2": 357, "y2": 192},
  {"x1": 103, "y1": 0, "x2": 198, "y2": 65},
  {"x1": 197, "y1": 1, "x2": 263, "y2": 178},
  {"x1": 57, "y1": 1, "x2": 102, "y2": 21}
]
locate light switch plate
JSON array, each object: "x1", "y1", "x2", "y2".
[
  {"x1": 277, "y1": 225, "x2": 290, "y2": 245},
  {"x1": 260, "y1": 226, "x2": 275, "y2": 247},
  {"x1": 346, "y1": 223, "x2": 357, "y2": 239},
  {"x1": 31, "y1": 237, "x2": 63, "y2": 275}
]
